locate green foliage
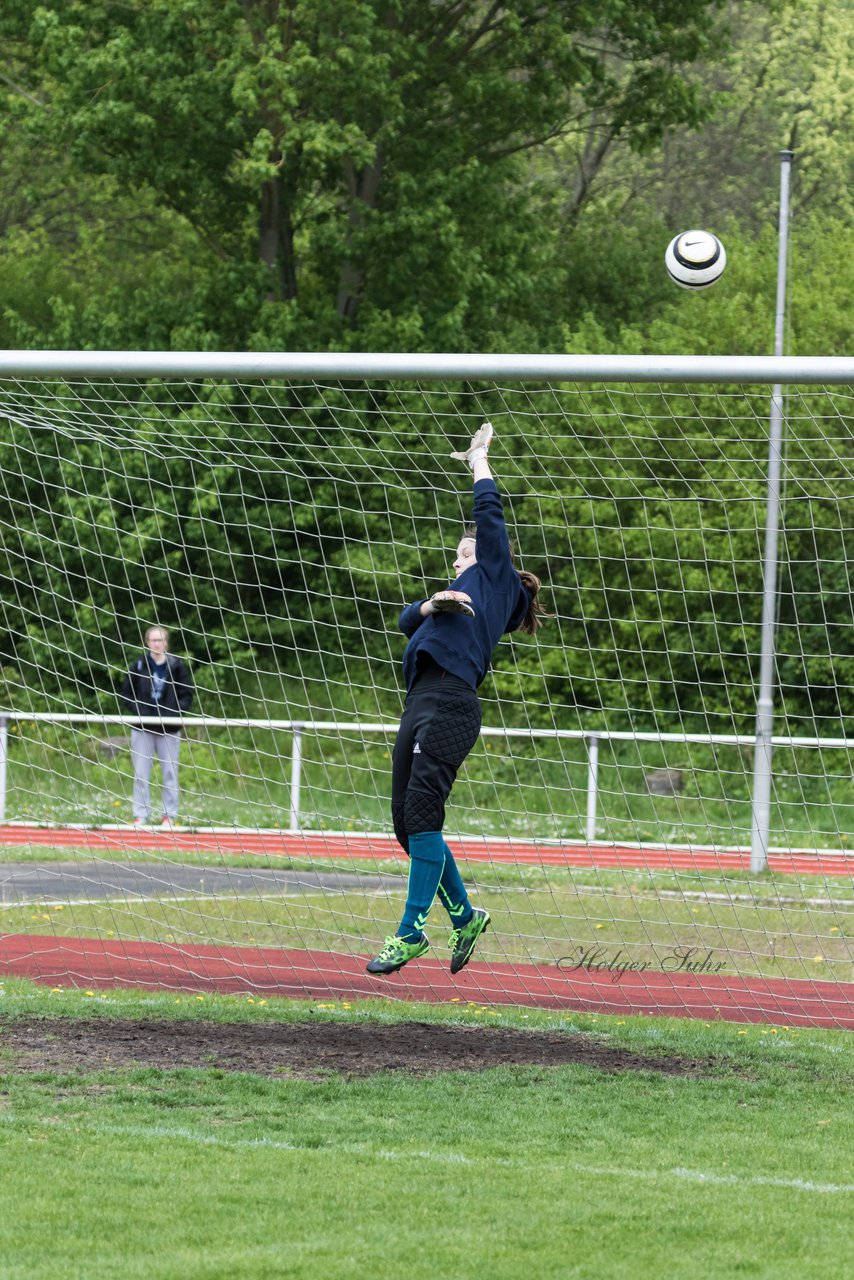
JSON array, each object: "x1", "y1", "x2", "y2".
[
  {"x1": 549, "y1": 0, "x2": 854, "y2": 235},
  {"x1": 0, "y1": 1, "x2": 851, "y2": 740},
  {"x1": 1, "y1": 365, "x2": 852, "y2": 737},
  {"x1": 0, "y1": 0, "x2": 849, "y2": 351},
  {"x1": 0, "y1": 0, "x2": 730, "y2": 350}
]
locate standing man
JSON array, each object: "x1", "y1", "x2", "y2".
[{"x1": 119, "y1": 625, "x2": 193, "y2": 828}]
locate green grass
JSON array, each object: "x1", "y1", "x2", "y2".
[
  {"x1": 1, "y1": 981, "x2": 854, "y2": 1279},
  {"x1": 7, "y1": 722, "x2": 854, "y2": 850}
]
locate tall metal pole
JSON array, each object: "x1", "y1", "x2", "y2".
[
  {"x1": 750, "y1": 149, "x2": 794, "y2": 872},
  {"x1": 0, "y1": 716, "x2": 7, "y2": 824}
]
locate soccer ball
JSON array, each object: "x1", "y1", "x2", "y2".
[{"x1": 665, "y1": 230, "x2": 726, "y2": 290}]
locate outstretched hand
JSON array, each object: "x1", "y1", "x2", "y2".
[
  {"x1": 450, "y1": 421, "x2": 493, "y2": 469},
  {"x1": 428, "y1": 591, "x2": 475, "y2": 618}
]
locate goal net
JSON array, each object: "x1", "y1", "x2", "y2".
[{"x1": 1, "y1": 354, "x2": 853, "y2": 1028}]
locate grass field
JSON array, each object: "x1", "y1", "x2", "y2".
[
  {"x1": 4, "y1": 707, "x2": 854, "y2": 1276},
  {"x1": 1, "y1": 979, "x2": 853, "y2": 1279},
  {"x1": 7, "y1": 720, "x2": 854, "y2": 850}
]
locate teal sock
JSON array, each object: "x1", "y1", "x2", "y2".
[
  {"x1": 399, "y1": 830, "x2": 445, "y2": 939},
  {"x1": 436, "y1": 840, "x2": 473, "y2": 925}
]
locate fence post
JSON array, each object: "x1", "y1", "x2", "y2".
[
  {"x1": 290, "y1": 725, "x2": 303, "y2": 831},
  {"x1": 0, "y1": 716, "x2": 7, "y2": 824},
  {"x1": 585, "y1": 733, "x2": 599, "y2": 843}
]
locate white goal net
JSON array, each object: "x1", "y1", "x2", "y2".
[{"x1": 1, "y1": 353, "x2": 853, "y2": 1027}]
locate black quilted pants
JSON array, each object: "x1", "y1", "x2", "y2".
[{"x1": 391, "y1": 657, "x2": 482, "y2": 851}]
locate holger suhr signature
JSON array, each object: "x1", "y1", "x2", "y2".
[{"x1": 556, "y1": 945, "x2": 726, "y2": 984}]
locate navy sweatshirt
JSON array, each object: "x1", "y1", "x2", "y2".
[
  {"x1": 119, "y1": 652, "x2": 194, "y2": 732},
  {"x1": 398, "y1": 477, "x2": 530, "y2": 691}
]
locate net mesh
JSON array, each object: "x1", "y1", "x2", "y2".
[{"x1": 1, "y1": 371, "x2": 853, "y2": 1025}]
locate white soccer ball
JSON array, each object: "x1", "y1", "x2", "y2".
[{"x1": 665, "y1": 230, "x2": 726, "y2": 290}]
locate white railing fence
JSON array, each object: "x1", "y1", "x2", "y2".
[{"x1": 2, "y1": 711, "x2": 853, "y2": 843}]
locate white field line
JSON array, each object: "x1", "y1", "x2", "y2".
[{"x1": 1, "y1": 1114, "x2": 852, "y2": 1193}]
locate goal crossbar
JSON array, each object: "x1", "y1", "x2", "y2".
[{"x1": 0, "y1": 350, "x2": 852, "y2": 384}]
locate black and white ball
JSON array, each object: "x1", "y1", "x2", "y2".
[{"x1": 665, "y1": 230, "x2": 726, "y2": 290}]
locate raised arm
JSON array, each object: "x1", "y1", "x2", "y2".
[{"x1": 450, "y1": 422, "x2": 512, "y2": 574}]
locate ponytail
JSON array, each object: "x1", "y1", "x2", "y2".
[{"x1": 516, "y1": 569, "x2": 548, "y2": 635}]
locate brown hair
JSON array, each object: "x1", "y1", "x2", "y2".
[
  {"x1": 515, "y1": 568, "x2": 548, "y2": 635},
  {"x1": 462, "y1": 524, "x2": 548, "y2": 635},
  {"x1": 144, "y1": 626, "x2": 170, "y2": 644}
]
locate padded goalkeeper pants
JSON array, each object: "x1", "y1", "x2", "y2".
[{"x1": 391, "y1": 659, "x2": 482, "y2": 937}]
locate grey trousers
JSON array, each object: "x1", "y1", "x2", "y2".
[{"x1": 130, "y1": 729, "x2": 181, "y2": 820}]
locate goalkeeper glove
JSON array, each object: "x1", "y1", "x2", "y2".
[
  {"x1": 450, "y1": 422, "x2": 493, "y2": 470},
  {"x1": 428, "y1": 591, "x2": 475, "y2": 617}
]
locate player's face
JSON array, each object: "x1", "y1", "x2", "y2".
[{"x1": 453, "y1": 537, "x2": 477, "y2": 578}]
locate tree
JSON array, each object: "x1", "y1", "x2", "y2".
[
  {"x1": 0, "y1": 0, "x2": 728, "y2": 350},
  {"x1": 539, "y1": 0, "x2": 854, "y2": 336}
]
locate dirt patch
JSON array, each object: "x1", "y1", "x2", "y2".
[{"x1": 0, "y1": 1017, "x2": 720, "y2": 1080}]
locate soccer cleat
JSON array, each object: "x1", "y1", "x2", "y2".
[
  {"x1": 449, "y1": 907, "x2": 491, "y2": 975},
  {"x1": 160, "y1": 816, "x2": 175, "y2": 829},
  {"x1": 132, "y1": 817, "x2": 148, "y2": 826},
  {"x1": 366, "y1": 934, "x2": 429, "y2": 975}
]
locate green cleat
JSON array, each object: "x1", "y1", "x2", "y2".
[
  {"x1": 366, "y1": 934, "x2": 429, "y2": 975},
  {"x1": 449, "y1": 907, "x2": 491, "y2": 974}
]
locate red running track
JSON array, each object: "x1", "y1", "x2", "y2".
[
  {"x1": 4, "y1": 825, "x2": 853, "y2": 1027},
  {"x1": 2, "y1": 934, "x2": 854, "y2": 1030},
  {"x1": 2, "y1": 824, "x2": 854, "y2": 876}
]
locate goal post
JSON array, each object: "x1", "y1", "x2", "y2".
[
  {"x1": 1, "y1": 350, "x2": 854, "y2": 1028},
  {"x1": 0, "y1": 350, "x2": 850, "y2": 381}
]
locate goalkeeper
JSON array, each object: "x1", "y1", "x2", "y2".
[{"x1": 367, "y1": 423, "x2": 545, "y2": 977}]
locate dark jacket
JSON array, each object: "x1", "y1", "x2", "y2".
[
  {"x1": 399, "y1": 477, "x2": 530, "y2": 691},
  {"x1": 119, "y1": 652, "x2": 194, "y2": 733}
]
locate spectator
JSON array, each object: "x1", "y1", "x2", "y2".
[{"x1": 119, "y1": 625, "x2": 193, "y2": 827}]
